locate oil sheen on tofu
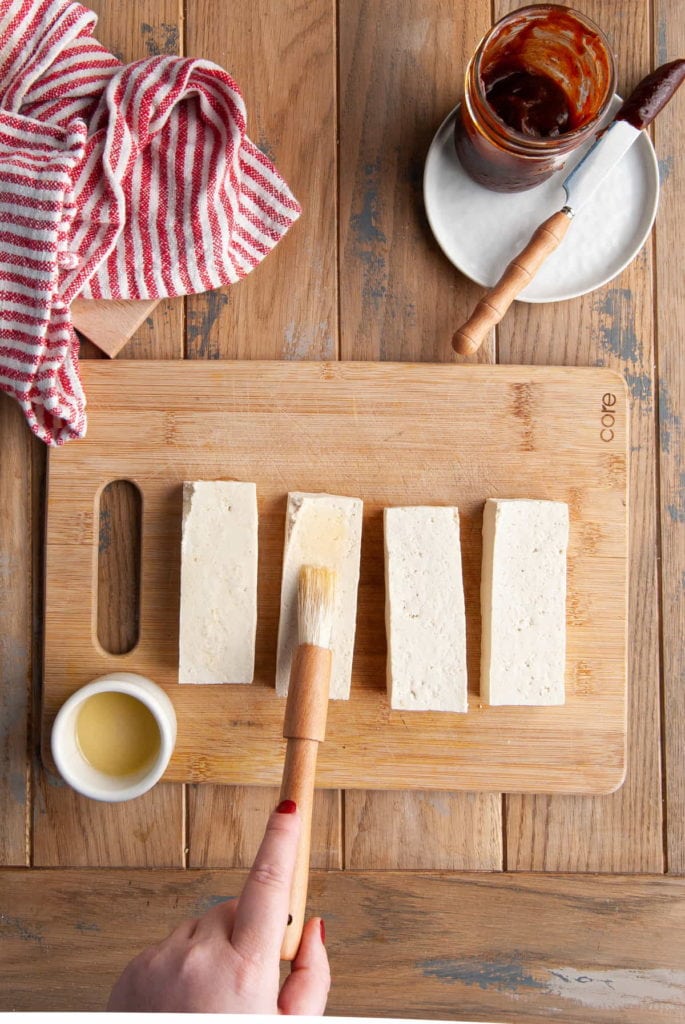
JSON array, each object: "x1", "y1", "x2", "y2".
[{"x1": 276, "y1": 492, "x2": 362, "y2": 700}]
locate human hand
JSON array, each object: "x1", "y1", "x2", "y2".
[{"x1": 107, "y1": 800, "x2": 330, "y2": 1013}]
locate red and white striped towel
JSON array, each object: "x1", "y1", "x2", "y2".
[{"x1": 0, "y1": 0, "x2": 301, "y2": 444}]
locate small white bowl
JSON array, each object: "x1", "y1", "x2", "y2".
[{"x1": 51, "y1": 673, "x2": 177, "y2": 802}]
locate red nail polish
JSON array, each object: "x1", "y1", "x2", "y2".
[
  {"x1": 320, "y1": 918, "x2": 326, "y2": 944},
  {"x1": 276, "y1": 799, "x2": 297, "y2": 814}
]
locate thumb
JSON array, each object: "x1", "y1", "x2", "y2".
[{"x1": 278, "y1": 917, "x2": 330, "y2": 1015}]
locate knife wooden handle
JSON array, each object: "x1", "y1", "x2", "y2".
[{"x1": 452, "y1": 209, "x2": 573, "y2": 356}]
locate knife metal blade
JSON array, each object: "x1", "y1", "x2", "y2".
[
  {"x1": 562, "y1": 58, "x2": 685, "y2": 216},
  {"x1": 561, "y1": 119, "x2": 641, "y2": 215}
]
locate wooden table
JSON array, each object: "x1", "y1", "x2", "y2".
[{"x1": 1, "y1": 2, "x2": 684, "y2": 1019}]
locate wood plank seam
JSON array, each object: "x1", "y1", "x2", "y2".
[
  {"x1": 340, "y1": 789, "x2": 346, "y2": 870},
  {"x1": 501, "y1": 792, "x2": 507, "y2": 869},
  {"x1": 648, "y1": 3, "x2": 673, "y2": 876},
  {"x1": 334, "y1": 0, "x2": 342, "y2": 364},
  {"x1": 651, "y1": 184, "x2": 670, "y2": 877},
  {"x1": 334, "y1": 0, "x2": 343, "y2": 876},
  {"x1": 646, "y1": 103, "x2": 668, "y2": 875},
  {"x1": 654, "y1": 0, "x2": 685, "y2": 875},
  {"x1": 182, "y1": 781, "x2": 188, "y2": 869},
  {"x1": 30, "y1": 440, "x2": 47, "y2": 867}
]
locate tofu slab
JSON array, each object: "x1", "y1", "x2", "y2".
[
  {"x1": 276, "y1": 492, "x2": 362, "y2": 700},
  {"x1": 481, "y1": 498, "x2": 569, "y2": 706},
  {"x1": 384, "y1": 506, "x2": 468, "y2": 713},
  {"x1": 179, "y1": 481, "x2": 258, "y2": 684}
]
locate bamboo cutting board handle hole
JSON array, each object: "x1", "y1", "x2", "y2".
[{"x1": 97, "y1": 480, "x2": 142, "y2": 655}]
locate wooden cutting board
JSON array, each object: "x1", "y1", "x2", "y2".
[
  {"x1": 71, "y1": 298, "x2": 160, "y2": 357},
  {"x1": 42, "y1": 361, "x2": 628, "y2": 794}
]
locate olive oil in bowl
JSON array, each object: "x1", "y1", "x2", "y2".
[
  {"x1": 76, "y1": 691, "x2": 161, "y2": 776},
  {"x1": 51, "y1": 673, "x2": 177, "y2": 802}
]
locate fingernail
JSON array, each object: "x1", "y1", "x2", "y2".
[
  {"x1": 276, "y1": 799, "x2": 297, "y2": 814},
  {"x1": 320, "y1": 918, "x2": 326, "y2": 944}
]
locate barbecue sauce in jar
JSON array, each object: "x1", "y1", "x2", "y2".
[
  {"x1": 455, "y1": 5, "x2": 615, "y2": 191},
  {"x1": 484, "y1": 67, "x2": 572, "y2": 138}
]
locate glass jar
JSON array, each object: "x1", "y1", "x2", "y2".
[{"x1": 454, "y1": 5, "x2": 616, "y2": 192}]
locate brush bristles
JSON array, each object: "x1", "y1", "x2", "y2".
[{"x1": 298, "y1": 565, "x2": 336, "y2": 648}]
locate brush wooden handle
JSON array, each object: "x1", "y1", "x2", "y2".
[
  {"x1": 452, "y1": 209, "x2": 573, "y2": 356},
  {"x1": 280, "y1": 644, "x2": 332, "y2": 960}
]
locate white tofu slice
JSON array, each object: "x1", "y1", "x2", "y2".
[
  {"x1": 480, "y1": 498, "x2": 569, "y2": 706},
  {"x1": 179, "y1": 481, "x2": 258, "y2": 684},
  {"x1": 384, "y1": 506, "x2": 468, "y2": 713},
  {"x1": 276, "y1": 492, "x2": 362, "y2": 700}
]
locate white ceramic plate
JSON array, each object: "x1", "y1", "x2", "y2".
[{"x1": 423, "y1": 99, "x2": 660, "y2": 303}]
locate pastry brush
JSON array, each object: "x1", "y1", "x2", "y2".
[{"x1": 280, "y1": 564, "x2": 336, "y2": 960}]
